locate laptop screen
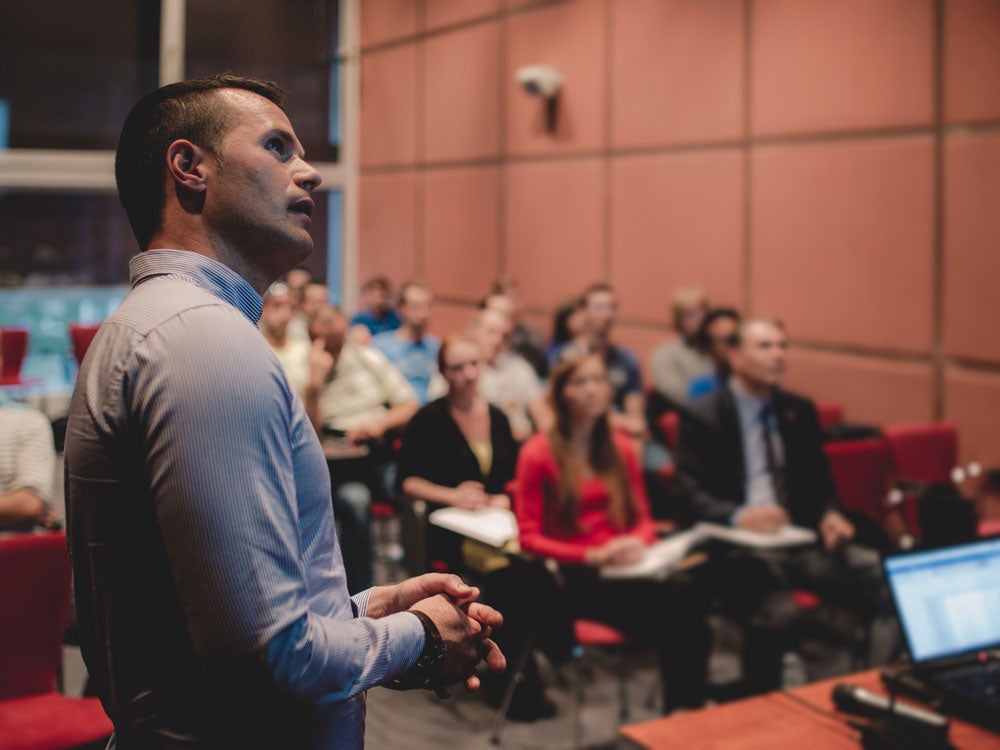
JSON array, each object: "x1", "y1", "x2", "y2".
[{"x1": 884, "y1": 536, "x2": 1000, "y2": 663}]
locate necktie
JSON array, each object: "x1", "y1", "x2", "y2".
[{"x1": 761, "y1": 403, "x2": 788, "y2": 507}]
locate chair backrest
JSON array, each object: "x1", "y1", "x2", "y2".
[
  {"x1": 658, "y1": 411, "x2": 680, "y2": 452},
  {"x1": 0, "y1": 531, "x2": 72, "y2": 699},
  {"x1": 824, "y1": 438, "x2": 894, "y2": 520},
  {"x1": 0, "y1": 327, "x2": 29, "y2": 385},
  {"x1": 815, "y1": 401, "x2": 844, "y2": 432},
  {"x1": 882, "y1": 422, "x2": 958, "y2": 485},
  {"x1": 69, "y1": 323, "x2": 102, "y2": 367}
]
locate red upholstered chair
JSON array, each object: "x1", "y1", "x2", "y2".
[
  {"x1": 571, "y1": 619, "x2": 630, "y2": 748},
  {"x1": 882, "y1": 422, "x2": 959, "y2": 538},
  {"x1": 69, "y1": 323, "x2": 101, "y2": 367},
  {"x1": 0, "y1": 327, "x2": 30, "y2": 386},
  {"x1": 0, "y1": 532, "x2": 112, "y2": 750},
  {"x1": 658, "y1": 411, "x2": 680, "y2": 452},
  {"x1": 816, "y1": 401, "x2": 844, "y2": 432},
  {"x1": 882, "y1": 422, "x2": 958, "y2": 486},
  {"x1": 824, "y1": 438, "x2": 895, "y2": 522}
]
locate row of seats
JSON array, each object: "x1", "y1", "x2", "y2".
[
  {"x1": 0, "y1": 325, "x2": 100, "y2": 387},
  {"x1": 658, "y1": 407, "x2": 960, "y2": 541}
]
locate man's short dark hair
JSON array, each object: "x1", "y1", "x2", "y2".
[
  {"x1": 115, "y1": 74, "x2": 286, "y2": 250},
  {"x1": 695, "y1": 307, "x2": 741, "y2": 349},
  {"x1": 398, "y1": 279, "x2": 431, "y2": 306},
  {"x1": 361, "y1": 276, "x2": 390, "y2": 293},
  {"x1": 729, "y1": 316, "x2": 785, "y2": 349}
]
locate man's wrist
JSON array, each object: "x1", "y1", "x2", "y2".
[{"x1": 385, "y1": 610, "x2": 446, "y2": 691}]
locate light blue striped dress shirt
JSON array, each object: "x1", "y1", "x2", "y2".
[{"x1": 65, "y1": 250, "x2": 423, "y2": 749}]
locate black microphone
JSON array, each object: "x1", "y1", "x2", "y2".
[{"x1": 832, "y1": 683, "x2": 949, "y2": 732}]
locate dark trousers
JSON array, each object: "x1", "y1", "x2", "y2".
[
  {"x1": 561, "y1": 565, "x2": 712, "y2": 711},
  {"x1": 702, "y1": 542, "x2": 900, "y2": 693}
]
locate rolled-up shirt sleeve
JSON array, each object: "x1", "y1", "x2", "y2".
[{"x1": 128, "y1": 305, "x2": 423, "y2": 703}]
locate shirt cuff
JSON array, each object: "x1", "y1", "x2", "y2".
[
  {"x1": 390, "y1": 611, "x2": 428, "y2": 675},
  {"x1": 351, "y1": 587, "x2": 374, "y2": 618}
]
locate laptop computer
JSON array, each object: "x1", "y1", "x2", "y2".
[{"x1": 881, "y1": 536, "x2": 1000, "y2": 733}]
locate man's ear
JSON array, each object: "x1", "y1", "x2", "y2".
[{"x1": 165, "y1": 139, "x2": 208, "y2": 193}]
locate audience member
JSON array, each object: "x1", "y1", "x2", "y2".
[
  {"x1": 578, "y1": 283, "x2": 645, "y2": 440},
  {"x1": 371, "y1": 280, "x2": 440, "y2": 404},
  {"x1": 486, "y1": 278, "x2": 547, "y2": 378},
  {"x1": 306, "y1": 303, "x2": 420, "y2": 593},
  {"x1": 350, "y1": 275, "x2": 400, "y2": 343},
  {"x1": 649, "y1": 286, "x2": 714, "y2": 408},
  {"x1": 974, "y1": 469, "x2": 1000, "y2": 537},
  {"x1": 515, "y1": 352, "x2": 711, "y2": 712},
  {"x1": 468, "y1": 308, "x2": 552, "y2": 442},
  {"x1": 260, "y1": 281, "x2": 310, "y2": 395},
  {"x1": 288, "y1": 280, "x2": 328, "y2": 342},
  {"x1": 285, "y1": 266, "x2": 311, "y2": 303},
  {"x1": 686, "y1": 307, "x2": 741, "y2": 400},
  {"x1": 397, "y1": 335, "x2": 563, "y2": 720},
  {"x1": 545, "y1": 296, "x2": 586, "y2": 371},
  {"x1": 0, "y1": 341, "x2": 57, "y2": 530},
  {"x1": 676, "y1": 317, "x2": 899, "y2": 694},
  {"x1": 65, "y1": 74, "x2": 502, "y2": 748}
]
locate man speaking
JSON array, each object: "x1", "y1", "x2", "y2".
[{"x1": 64, "y1": 74, "x2": 504, "y2": 749}]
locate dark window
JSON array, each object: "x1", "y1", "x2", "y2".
[{"x1": 0, "y1": 0, "x2": 158, "y2": 150}]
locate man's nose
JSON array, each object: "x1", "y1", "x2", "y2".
[{"x1": 297, "y1": 160, "x2": 323, "y2": 192}]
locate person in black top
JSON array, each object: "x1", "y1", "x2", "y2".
[{"x1": 398, "y1": 334, "x2": 566, "y2": 720}]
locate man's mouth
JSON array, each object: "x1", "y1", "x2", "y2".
[{"x1": 289, "y1": 198, "x2": 314, "y2": 217}]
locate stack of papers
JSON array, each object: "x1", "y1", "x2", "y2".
[
  {"x1": 428, "y1": 507, "x2": 518, "y2": 548},
  {"x1": 601, "y1": 523, "x2": 817, "y2": 580},
  {"x1": 428, "y1": 506, "x2": 818, "y2": 580}
]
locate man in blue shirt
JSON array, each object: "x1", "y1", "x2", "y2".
[
  {"x1": 371, "y1": 280, "x2": 440, "y2": 404},
  {"x1": 350, "y1": 276, "x2": 400, "y2": 342},
  {"x1": 65, "y1": 74, "x2": 503, "y2": 749}
]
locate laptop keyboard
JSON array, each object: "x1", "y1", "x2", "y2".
[{"x1": 930, "y1": 661, "x2": 1000, "y2": 707}]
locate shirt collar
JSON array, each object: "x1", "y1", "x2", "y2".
[
  {"x1": 729, "y1": 377, "x2": 772, "y2": 420},
  {"x1": 129, "y1": 249, "x2": 263, "y2": 324}
]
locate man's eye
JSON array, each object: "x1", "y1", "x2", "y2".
[{"x1": 266, "y1": 139, "x2": 285, "y2": 155}]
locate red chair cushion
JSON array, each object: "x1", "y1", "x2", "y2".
[
  {"x1": 370, "y1": 501, "x2": 395, "y2": 519},
  {"x1": 69, "y1": 324, "x2": 101, "y2": 366},
  {"x1": 0, "y1": 328, "x2": 29, "y2": 386},
  {"x1": 824, "y1": 439, "x2": 894, "y2": 520},
  {"x1": 791, "y1": 589, "x2": 821, "y2": 610},
  {"x1": 0, "y1": 533, "x2": 71, "y2": 700},
  {"x1": 574, "y1": 619, "x2": 627, "y2": 647},
  {"x1": 882, "y1": 422, "x2": 958, "y2": 485},
  {"x1": 658, "y1": 411, "x2": 680, "y2": 452},
  {"x1": 816, "y1": 402, "x2": 844, "y2": 432},
  {"x1": 0, "y1": 692, "x2": 112, "y2": 750}
]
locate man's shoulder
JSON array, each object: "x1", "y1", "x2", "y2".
[
  {"x1": 685, "y1": 387, "x2": 731, "y2": 424},
  {"x1": 609, "y1": 344, "x2": 640, "y2": 370},
  {"x1": 369, "y1": 331, "x2": 400, "y2": 354},
  {"x1": 650, "y1": 338, "x2": 682, "y2": 360},
  {"x1": 774, "y1": 388, "x2": 817, "y2": 413}
]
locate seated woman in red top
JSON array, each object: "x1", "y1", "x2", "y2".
[{"x1": 516, "y1": 351, "x2": 710, "y2": 712}]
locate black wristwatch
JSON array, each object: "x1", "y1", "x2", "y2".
[{"x1": 385, "y1": 610, "x2": 447, "y2": 690}]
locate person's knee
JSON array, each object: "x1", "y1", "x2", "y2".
[
  {"x1": 749, "y1": 590, "x2": 799, "y2": 632},
  {"x1": 334, "y1": 482, "x2": 372, "y2": 520}
]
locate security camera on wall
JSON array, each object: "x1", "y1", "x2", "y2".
[
  {"x1": 515, "y1": 65, "x2": 563, "y2": 132},
  {"x1": 516, "y1": 65, "x2": 564, "y2": 99}
]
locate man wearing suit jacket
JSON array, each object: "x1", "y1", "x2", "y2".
[{"x1": 676, "y1": 318, "x2": 898, "y2": 694}]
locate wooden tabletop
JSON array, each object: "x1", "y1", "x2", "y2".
[{"x1": 620, "y1": 670, "x2": 1000, "y2": 750}]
